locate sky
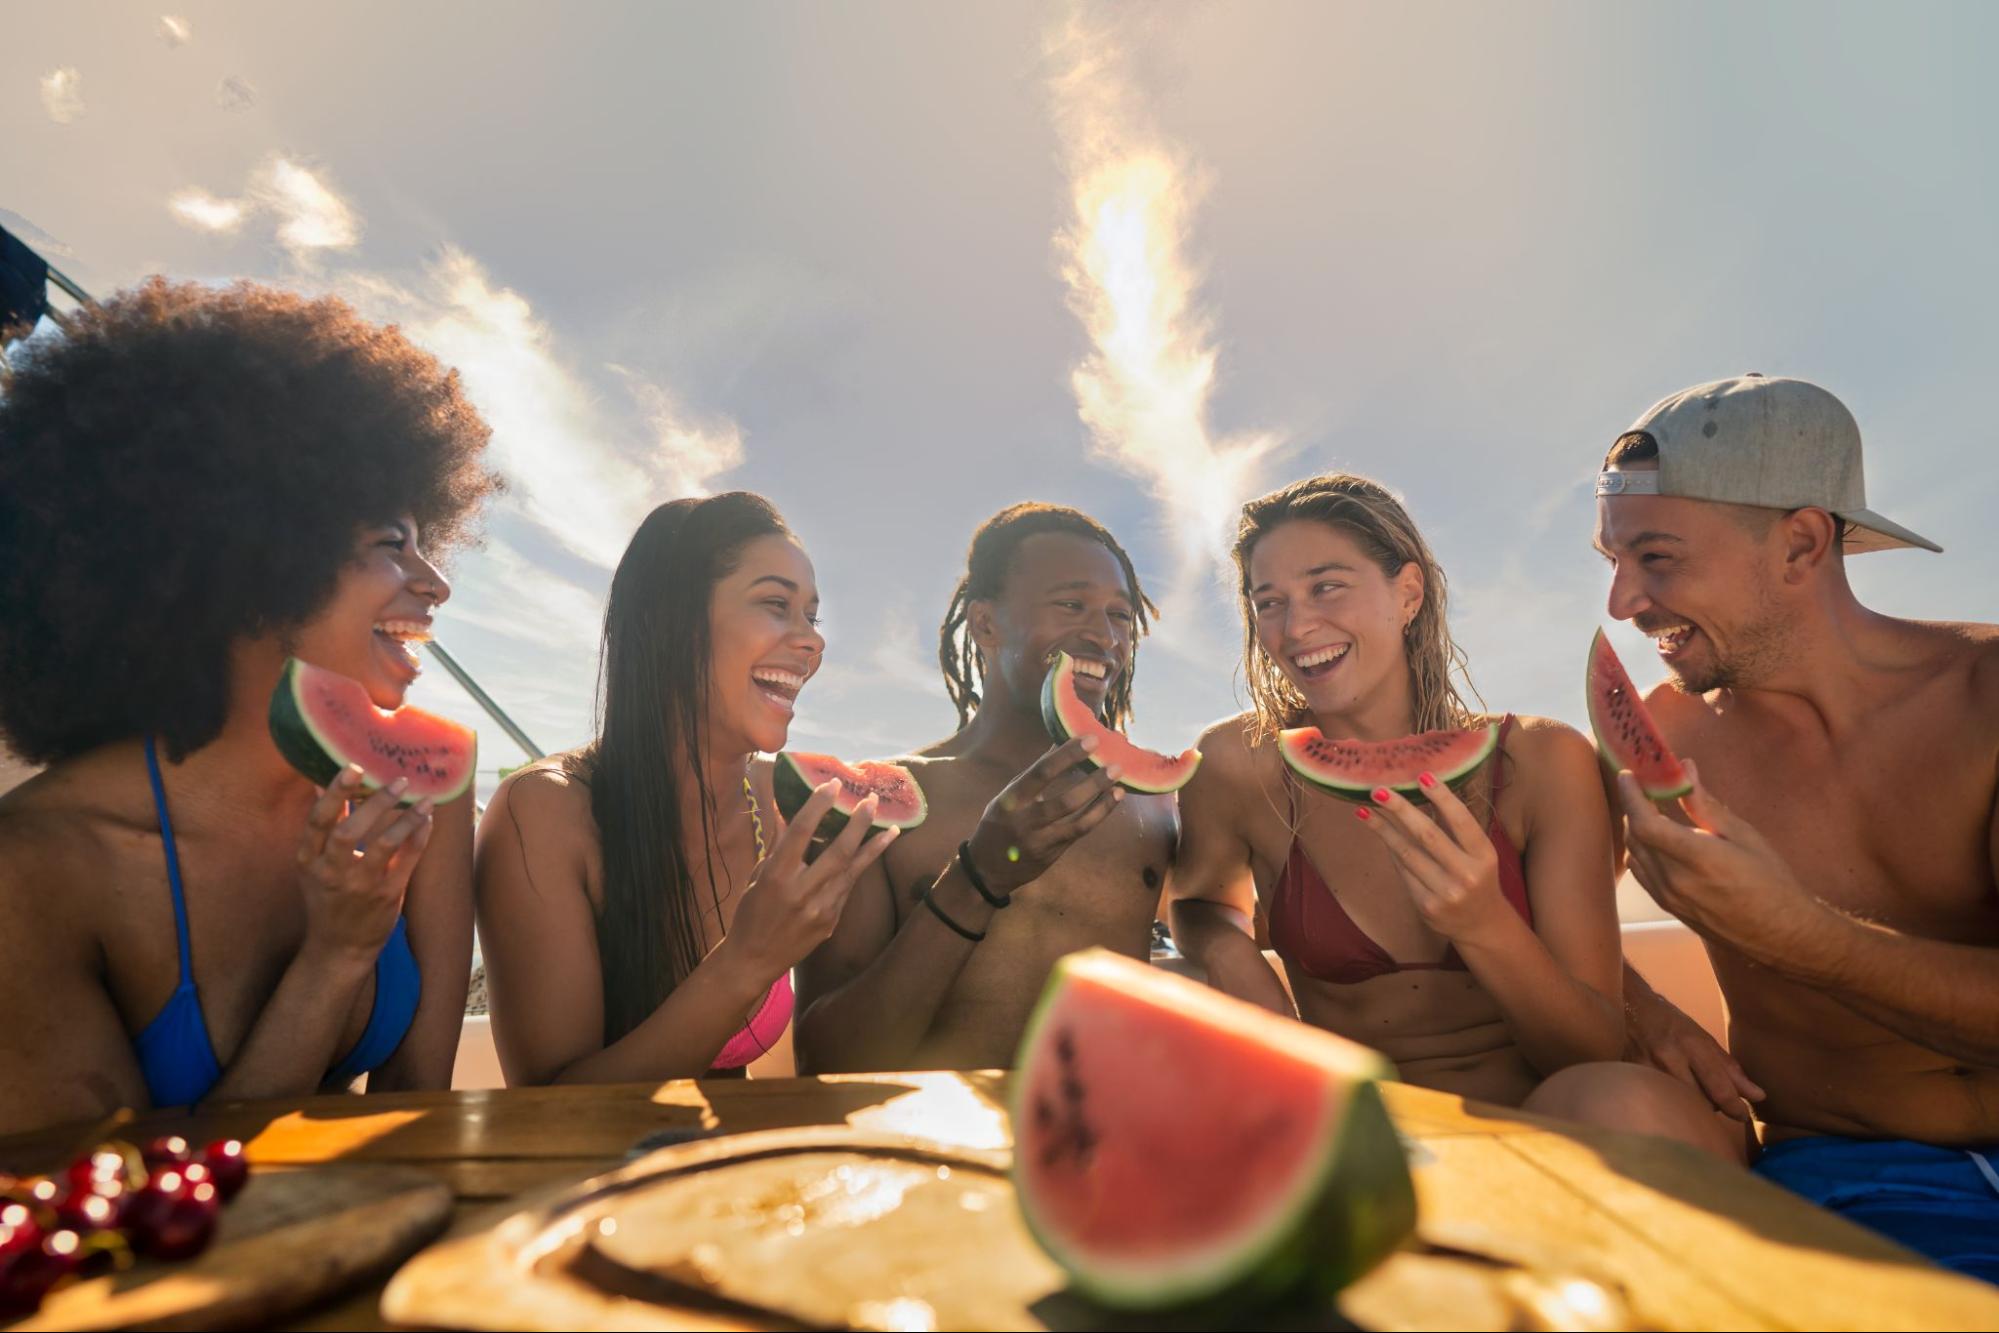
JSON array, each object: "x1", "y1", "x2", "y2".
[{"x1": 7, "y1": 1, "x2": 1997, "y2": 797}]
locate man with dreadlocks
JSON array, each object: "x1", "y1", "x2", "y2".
[{"x1": 795, "y1": 503, "x2": 1178, "y2": 1072}]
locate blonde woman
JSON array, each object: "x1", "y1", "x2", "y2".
[{"x1": 1170, "y1": 474, "x2": 1623, "y2": 1108}]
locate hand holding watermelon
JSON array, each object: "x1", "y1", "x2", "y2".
[
  {"x1": 966, "y1": 736, "x2": 1124, "y2": 899},
  {"x1": 1357, "y1": 776, "x2": 1513, "y2": 945},
  {"x1": 295, "y1": 763, "x2": 435, "y2": 959},
  {"x1": 718, "y1": 781, "x2": 901, "y2": 989},
  {"x1": 1617, "y1": 761, "x2": 1838, "y2": 970}
]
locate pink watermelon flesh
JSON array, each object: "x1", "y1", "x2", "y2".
[
  {"x1": 1587, "y1": 629, "x2": 1690, "y2": 799},
  {"x1": 1278, "y1": 723, "x2": 1497, "y2": 804},
  {"x1": 1039, "y1": 651, "x2": 1200, "y2": 794},
  {"x1": 1013, "y1": 950, "x2": 1415, "y2": 1309},
  {"x1": 269, "y1": 658, "x2": 475, "y2": 803},
  {"x1": 773, "y1": 751, "x2": 927, "y2": 835}
]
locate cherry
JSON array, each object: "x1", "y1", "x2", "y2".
[
  {"x1": 198, "y1": 1140, "x2": 250, "y2": 1200},
  {"x1": 53, "y1": 1182, "x2": 126, "y2": 1234},
  {"x1": 141, "y1": 1136, "x2": 192, "y2": 1170},
  {"x1": 64, "y1": 1148, "x2": 129, "y2": 1194},
  {"x1": 141, "y1": 1183, "x2": 219, "y2": 1261},
  {"x1": 0, "y1": 1228, "x2": 82, "y2": 1317},
  {"x1": 123, "y1": 1168, "x2": 186, "y2": 1254}
]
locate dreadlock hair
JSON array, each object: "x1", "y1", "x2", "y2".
[
  {"x1": 938, "y1": 502, "x2": 1156, "y2": 732},
  {"x1": 1233, "y1": 474, "x2": 1480, "y2": 743}
]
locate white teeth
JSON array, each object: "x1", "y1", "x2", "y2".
[
  {"x1": 752, "y1": 668, "x2": 805, "y2": 692},
  {"x1": 1653, "y1": 626, "x2": 1695, "y2": 650},
  {"x1": 1070, "y1": 658, "x2": 1110, "y2": 680},
  {"x1": 374, "y1": 620, "x2": 433, "y2": 642},
  {"x1": 1293, "y1": 644, "x2": 1351, "y2": 669}
]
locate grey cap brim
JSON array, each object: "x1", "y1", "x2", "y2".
[{"x1": 1838, "y1": 508, "x2": 1943, "y2": 554}]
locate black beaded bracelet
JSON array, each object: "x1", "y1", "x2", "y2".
[
  {"x1": 919, "y1": 886, "x2": 986, "y2": 942},
  {"x1": 958, "y1": 839, "x2": 1011, "y2": 908}
]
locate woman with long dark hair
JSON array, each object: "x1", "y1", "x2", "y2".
[
  {"x1": 1170, "y1": 473, "x2": 1625, "y2": 1109},
  {"x1": 0, "y1": 280, "x2": 498, "y2": 1135},
  {"x1": 476, "y1": 493, "x2": 894, "y2": 1083}
]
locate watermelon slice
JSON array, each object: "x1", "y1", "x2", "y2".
[
  {"x1": 268, "y1": 658, "x2": 476, "y2": 804},
  {"x1": 1013, "y1": 949, "x2": 1416, "y2": 1310},
  {"x1": 1039, "y1": 651, "x2": 1200, "y2": 794},
  {"x1": 1278, "y1": 723, "x2": 1497, "y2": 805},
  {"x1": 1586, "y1": 629, "x2": 1690, "y2": 800},
  {"x1": 773, "y1": 752, "x2": 927, "y2": 842}
]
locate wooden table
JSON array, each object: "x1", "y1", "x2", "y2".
[{"x1": 7, "y1": 1074, "x2": 1998, "y2": 1330}]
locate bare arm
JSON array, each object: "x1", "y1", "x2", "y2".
[
  {"x1": 0, "y1": 837, "x2": 151, "y2": 1135},
  {"x1": 366, "y1": 785, "x2": 475, "y2": 1092},
  {"x1": 794, "y1": 738, "x2": 1124, "y2": 1074},
  {"x1": 1621, "y1": 762, "x2": 1999, "y2": 1065},
  {"x1": 1167, "y1": 719, "x2": 1295, "y2": 1018},
  {"x1": 1378, "y1": 722, "x2": 1623, "y2": 1075},
  {"x1": 477, "y1": 769, "x2": 890, "y2": 1086},
  {"x1": 204, "y1": 775, "x2": 438, "y2": 1104}
]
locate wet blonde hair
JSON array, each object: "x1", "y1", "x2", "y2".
[{"x1": 1232, "y1": 473, "x2": 1479, "y2": 742}]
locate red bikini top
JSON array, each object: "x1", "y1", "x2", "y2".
[{"x1": 1267, "y1": 715, "x2": 1532, "y2": 985}]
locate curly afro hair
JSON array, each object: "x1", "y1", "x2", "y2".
[{"x1": 0, "y1": 278, "x2": 502, "y2": 764}]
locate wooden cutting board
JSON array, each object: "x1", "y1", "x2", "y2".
[
  {"x1": 384, "y1": 1125, "x2": 1631, "y2": 1332},
  {"x1": 12, "y1": 1164, "x2": 452, "y2": 1331}
]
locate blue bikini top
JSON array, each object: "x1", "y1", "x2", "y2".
[{"x1": 132, "y1": 736, "x2": 422, "y2": 1107}]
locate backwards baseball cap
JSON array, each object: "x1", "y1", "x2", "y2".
[{"x1": 1595, "y1": 374, "x2": 1941, "y2": 554}]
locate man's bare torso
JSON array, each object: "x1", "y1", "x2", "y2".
[{"x1": 1653, "y1": 621, "x2": 1999, "y2": 1144}]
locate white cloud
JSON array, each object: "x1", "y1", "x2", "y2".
[
  {"x1": 41, "y1": 68, "x2": 83, "y2": 124},
  {"x1": 158, "y1": 15, "x2": 192, "y2": 47},
  {"x1": 169, "y1": 155, "x2": 361, "y2": 262},
  {"x1": 167, "y1": 188, "x2": 247, "y2": 234},
  {"x1": 1046, "y1": 16, "x2": 1278, "y2": 595},
  {"x1": 609, "y1": 366, "x2": 746, "y2": 499},
  {"x1": 348, "y1": 247, "x2": 742, "y2": 569},
  {"x1": 254, "y1": 157, "x2": 361, "y2": 258}
]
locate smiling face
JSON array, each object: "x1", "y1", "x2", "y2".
[
  {"x1": 1593, "y1": 488, "x2": 1796, "y2": 693},
  {"x1": 1245, "y1": 519, "x2": 1423, "y2": 731},
  {"x1": 703, "y1": 533, "x2": 825, "y2": 756},
  {"x1": 288, "y1": 515, "x2": 449, "y2": 709},
  {"x1": 970, "y1": 531, "x2": 1136, "y2": 719}
]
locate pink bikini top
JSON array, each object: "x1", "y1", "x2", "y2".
[{"x1": 710, "y1": 972, "x2": 793, "y2": 1071}]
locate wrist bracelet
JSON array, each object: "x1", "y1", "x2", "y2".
[
  {"x1": 919, "y1": 886, "x2": 986, "y2": 942},
  {"x1": 958, "y1": 839, "x2": 1011, "y2": 908}
]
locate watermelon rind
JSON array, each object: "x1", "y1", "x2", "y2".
[
  {"x1": 1010, "y1": 950, "x2": 1416, "y2": 1311},
  {"x1": 1038, "y1": 651, "x2": 1201, "y2": 795},
  {"x1": 773, "y1": 752, "x2": 928, "y2": 843},
  {"x1": 1277, "y1": 722, "x2": 1498, "y2": 806},
  {"x1": 268, "y1": 658, "x2": 475, "y2": 805},
  {"x1": 1585, "y1": 630, "x2": 1692, "y2": 801}
]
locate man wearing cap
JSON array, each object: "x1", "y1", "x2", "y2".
[{"x1": 1532, "y1": 374, "x2": 1999, "y2": 1280}]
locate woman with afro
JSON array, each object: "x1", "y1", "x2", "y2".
[{"x1": 0, "y1": 279, "x2": 501, "y2": 1133}]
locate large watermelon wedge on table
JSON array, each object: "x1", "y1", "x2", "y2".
[
  {"x1": 1278, "y1": 723, "x2": 1497, "y2": 805},
  {"x1": 268, "y1": 658, "x2": 475, "y2": 803},
  {"x1": 1039, "y1": 651, "x2": 1200, "y2": 794},
  {"x1": 1586, "y1": 629, "x2": 1690, "y2": 800},
  {"x1": 773, "y1": 751, "x2": 927, "y2": 842},
  {"x1": 1012, "y1": 949, "x2": 1416, "y2": 1310}
]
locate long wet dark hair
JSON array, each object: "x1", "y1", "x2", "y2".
[{"x1": 582, "y1": 492, "x2": 792, "y2": 1044}]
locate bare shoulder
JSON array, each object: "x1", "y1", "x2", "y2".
[
  {"x1": 485, "y1": 753, "x2": 596, "y2": 841},
  {"x1": 1187, "y1": 713, "x2": 1283, "y2": 812},
  {"x1": 1948, "y1": 621, "x2": 1999, "y2": 711},
  {"x1": 1499, "y1": 713, "x2": 1597, "y2": 771}
]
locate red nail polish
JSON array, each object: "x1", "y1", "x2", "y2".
[
  {"x1": 1418, "y1": 772, "x2": 1438, "y2": 790},
  {"x1": 1372, "y1": 787, "x2": 1392, "y2": 804},
  {"x1": 1354, "y1": 807, "x2": 1372, "y2": 821}
]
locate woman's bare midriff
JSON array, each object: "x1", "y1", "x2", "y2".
[{"x1": 1290, "y1": 964, "x2": 1540, "y2": 1108}]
